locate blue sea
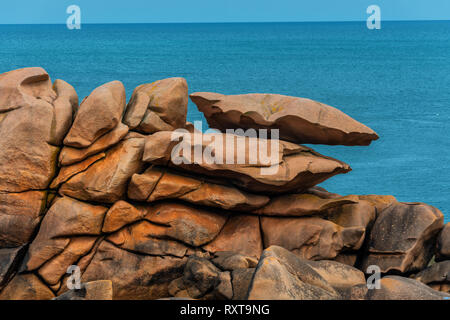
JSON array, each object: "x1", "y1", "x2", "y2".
[{"x1": 0, "y1": 22, "x2": 449, "y2": 221}]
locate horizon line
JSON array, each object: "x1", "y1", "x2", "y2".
[{"x1": 0, "y1": 19, "x2": 449, "y2": 25}]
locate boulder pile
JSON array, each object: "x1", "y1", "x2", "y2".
[{"x1": 0, "y1": 67, "x2": 448, "y2": 300}]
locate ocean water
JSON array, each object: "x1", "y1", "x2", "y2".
[{"x1": 0, "y1": 22, "x2": 449, "y2": 221}]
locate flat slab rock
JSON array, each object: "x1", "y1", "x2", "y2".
[
  {"x1": 143, "y1": 131, "x2": 351, "y2": 194},
  {"x1": 190, "y1": 92, "x2": 379, "y2": 146}
]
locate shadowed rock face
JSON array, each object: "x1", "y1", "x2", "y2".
[
  {"x1": 0, "y1": 67, "x2": 446, "y2": 301},
  {"x1": 190, "y1": 92, "x2": 379, "y2": 146},
  {"x1": 437, "y1": 223, "x2": 450, "y2": 261},
  {"x1": 142, "y1": 131, "x2": 351, "y2": 194},
  {"x1": 361, "y1": 202, "x2": 444, "y2": 274}
]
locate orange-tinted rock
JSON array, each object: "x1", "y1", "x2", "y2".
[
  {"x1": 80, "y1": 241, "x2": 187, "y2": 299},
  {"x1": 253, "y1": 193, "x2": 358, "y2": 216},
  {"x1": 124, "y1": 78, "x2": 188, "y2": 133},
  {"x1": 203, "y1": 215, "x2": 262, "y2": 259},
  {"x1": 357, "y1": 194, "x2": 397, "y2": 214},
  {"x1": 143, "y1": 131, "x2": 351, "y2": 194},
  {"x1": 0, "y1": 191, "x2": 47, "y2": 247},
  {"x1": 211, "y1": 251, "x2": 258, "y2": 271},
  {"x1": 190, "y1": 92, "x2": 379, "y2": 146},
  {"x1": 261, "y1": 216, "x2": 365, "y2": 260},
  {"x1": 38, "y1": 236, "x2": 97, "y2": 285},
  {"x1": 0, "y1": 67, "x2": 55, "y2": 111},
  {"x1": 50, "y1": 153, "x2": 106, "y2": 189},
  {"x1": 140, "y1": 202, "x2": 227, "y2": 247},
  {"x1": 326, "y1": 200, "x2": 377, "y2": 249},
  {"x1": 437, "y1": 223, "x2": 450, "y2": 261},
  {"x1": 59, "y1": 136, "x2": 145, "y2": 203},
  {"x1": 0, "y1": 274, "x2": 54, "y2": 300},
  {"x1": 21, "y1": 197, "x2": 107, "y2": 271},
  {"x1": 129, "y1": 167, "x2": 269, "y2": 211},
  {"x1": 102, "y1": 200, "x2": 144, "y2": 233},
  {"x1": 0, "y1": 98, "x2": 58, "y2": 192},
  {"x1": 107, "y1": 221, "x2": 189, "y2": 257},
  {"x1": 64, "y1": 81, "x2": 126, "y2": 148},
  {"x1": 412, "y1": 260, "x2": 449, "y2": 294},
  {"x1": 361, "y1": 202, "x2": 444, "y2": 274},
  {"x1": 59, "y1": 122, "x2": 128, "y2": 166}
]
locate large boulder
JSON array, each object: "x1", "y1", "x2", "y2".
[
  {"x1": 437, "y1": 223, "x2": 450, "y2": 261},
  {"x1": 190, "y1": 92, "x2": 378, "y2": 146},
  {"x1": 78, "y1": 241, "x2": 187, "y2": 300},
  {"x1": 247, "y1": 246, "x2": 340, "y2": 300},
  {"x1": 59, "y1": 135, "x2": 145, "y2": 203},
  {"x1": 124, "y1": 78, "x2": 188, "y2": 133},
  {"x1": 143, "y1": 131, "x2": 351, "y2": 194},
  {"x1": 366, "y1": 275, "x2": 450, "y2": 300},
  {"x1": 0, "y1": 246, "x2": 26, "y2": 290},
  {"x1": 361, "y1": 202, "x2": 444, "y2": 274},
  {"x1": 64, "y1": 81, "x2": 126, "y2": 148},
  {"x1": 260, "y1": 216, "x2": 365, "y2": 260},
  {"x1": 128, "y1": 166, "x2": 269, "y2": 211}
]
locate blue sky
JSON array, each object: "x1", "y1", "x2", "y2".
[{"x1": 0, "y1": 0, "x2": 449, "y2": 24}]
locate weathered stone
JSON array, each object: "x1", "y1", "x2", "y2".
[
  {"x1": 80, "y1": 241, "x2": 187, "y2": 299},
  {"x1": 0, "y1": 99, "x2": 58, "y2": 192},
  {"x1": 357, "y1": 194, "x2": 397, "y2": 214},
  {"x1": 53, "y1": 280, "x2": 113, "y2": 300},
  {"x1": 253, "y1": 193, "x2": 358, "y2": 216},
  {"x1": 50, "y1": 153, "x2": 106, "y2": 189},
  {"x1": 129, "y1": 167, "x2": 269, "y2": 211},
  {"x1": 366, "y1": 275, "x2": 450, "y2": 300},
  {"x1": 0, "y1": 274, "x2": 54, "y2": 300},
  {"x1": 261, "y1": 216, "x2": 365, "y2": 260},
  {"x1": 437, "y1": 223, "x2": 450, "y2": 261},
  {"x1": 190, "y1": 92, "x2": 379, "y2": 146},
  {"x1": 59, "y1": 123, "x2": 128, "y2": 166},
  {"x1": 212, "y1": 251, "x2": 258, "y2": 271},
  {"x1": 102, "y1": 200, "x2": 144, "y2": 233},
  {"x1": 107, "y1": 221, "x2": 189, "y2": 257},
  {"x1": 0, "y1": 67, "x2": 56, "y2": 111},
  {"x1": 124, "y1": 78, "x2": 188, "y2": 132},
  {"x1": 0, "y1": 191, "x2": 47, "y2": 247},
  {"x1": 64, "y1": 81, "x2": 126, "y2": 148},
  {"x1": 21, "y1": 197, "x2": 107, "y2": 271},
  {"x1": 203, "y1": 215, "x2": 262, "y2": 259},
  {"x1": 60, "y1": 136, "x2": 145, "y2": 203},
  {"x1": 305, "y1": 260, "x2": 367, "y2": 300},
  {"x1": 38, "y1": 236, "x2": 97, "y2": 285},
  {"x1": 212, "y1": 271, "x2": 233, "y2": 300},
  {"x1": 361, "y1": 202, "x2": 444, "y2": 274},
  {"x1": 182, "y1": 256, "x2": 221, "y2": 299},
  {"x1": 51, "y1": 79, "x2": 78, "y2": 145},
  {"x1": 143, "y1": 131, "x2": 351, "y2": 194},
  {"x1": 140, "y1": 202, "x2": 227, "y2": 247},
  {"x1": 412, "y1": 260, "x2": 449, "y2": 293},
  {"x1": 247, "y1": 246, "x2": 339, "y2": 300}
]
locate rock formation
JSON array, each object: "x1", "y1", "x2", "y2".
[{"x1": 0, "y1": 67, "x2": 448, "y2": 300}]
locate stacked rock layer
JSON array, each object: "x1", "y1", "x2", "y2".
[{"x1": 0, "y1": 67, "x2": 448, "y2": 300}]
